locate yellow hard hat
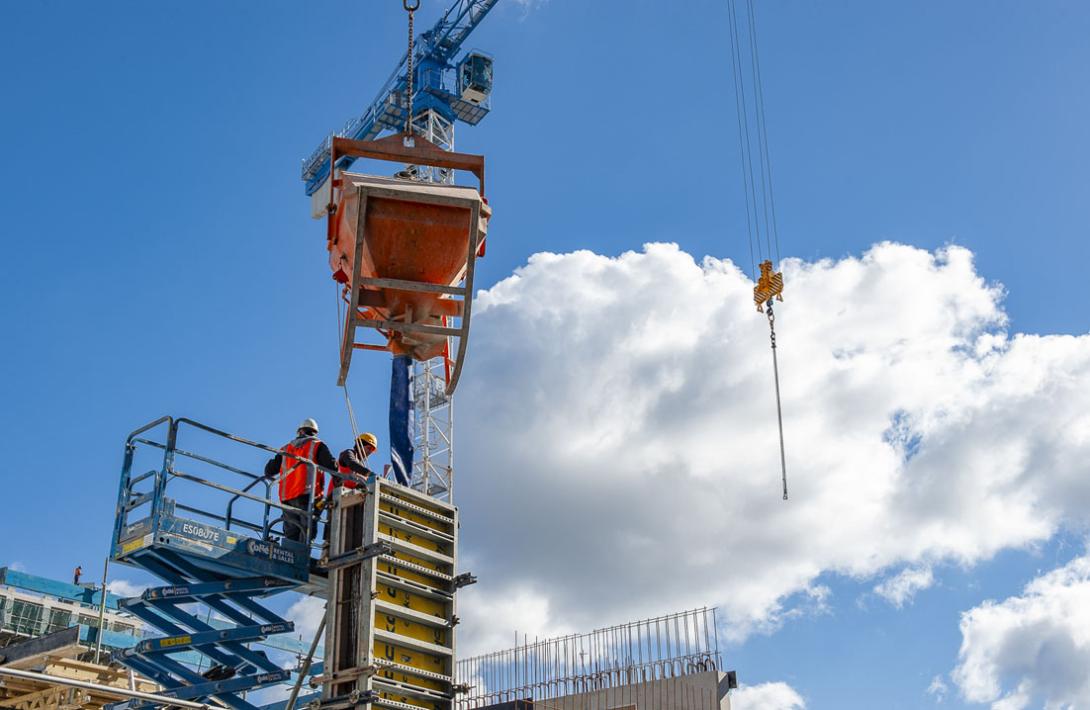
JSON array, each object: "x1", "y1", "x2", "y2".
[{"x1": 357, "y1": 432, "x2": 378, "y2": 449}]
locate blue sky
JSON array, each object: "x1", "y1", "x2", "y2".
[{"x1": 2, "y1": 2, "x2": 1089, "y2": 708}]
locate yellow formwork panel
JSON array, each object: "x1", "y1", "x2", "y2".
[
  {"x1": 326, "y1": 479, "x2": 457, "y2": 709},
  {"x1": 389, "y1": 547, "x2": 446, "y2": 574},
  {"x1": 374, "y1": 640, "x2": 449, "y2": 676},
  {"x1": 377, "y1": 691, "x2": 439, "y2": 710},
  {"x1": 379, "y1": 520, "x2": 451, "y2": 556},
  {"x1": 374, "y1": 664, "x2": 448, "y2": 692},
  {"x1": 382, "y1": 487, "x2": 455, "y2": 518},
  {"x1": 379, "y1": 498, "x2": 455, "y2": 537},
  {"x1": 376, "y1": 582, "x2": 448, "y2": 618},
  {"x1": 374, "y1": 611, "x2": 450, "y2": 646},
  {"x1": 379, "y1": 555, "x2": 444, "y2": 588}
]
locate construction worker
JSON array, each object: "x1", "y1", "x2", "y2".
[
  {"x1": 330, "y1": 432, "x2": 379, "y2": 496},
  {"x1": 264, "y1": 418, "x2": 336, "y2": 546},
  {"x1": 73, "y1": 565, "x2": 82, "y2": 585},
  {"x1": 320, "y1": 433, "x2": 379, "y2": 547}
]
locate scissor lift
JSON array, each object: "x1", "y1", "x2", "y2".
[
  {"x1": 108, "y1": 416, "x2": 329, "y2": 710},
  {"x1": 108, "y1": 416, "x2": 474, "y2": 710}
]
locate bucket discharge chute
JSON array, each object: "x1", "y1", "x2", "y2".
[{"x1": 325, "y1": 134, "x2": 491, "y2": 395}]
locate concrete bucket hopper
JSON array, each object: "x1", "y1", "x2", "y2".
[{"x1": 325, "y1": 134, "x2": 491, "y2": 395}]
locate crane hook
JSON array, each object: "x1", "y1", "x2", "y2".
[{"x1": 404, "y1": 0, "x2": 420, "y2": 10}]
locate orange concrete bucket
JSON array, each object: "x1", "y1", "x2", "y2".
[{"x1": 324, "y1": 134, "x2": 491, "y2": 395}]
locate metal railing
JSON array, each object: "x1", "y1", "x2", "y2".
[
  {"x1": 112, "y1": 416, "x2": 355, "y2": 559},
  {"x1": 456, "y1": 608, "x2": 722, "y2": 708}
]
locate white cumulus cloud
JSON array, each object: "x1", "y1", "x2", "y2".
[
  {"x1": 927, "y1": 674, "x2": 949, "y2": 703},
  {"x1": 731, "y1": 681, "x2": 806, "y2": 709},
  {"x1": 451, "y1": 242, "x2": 1090, "y2": 642},
  {"x1": 952, "y1": 553, "x2": 1090, "y2": 708},
  {"x1": 456, "y1": 585, "x2": 573, "y2": 658},
  {"x1": 106, "y1": 579, "x2": 148, "y2": 597},
  {"x1": 874, "y1": 566, "x2": 935, "y2": 608},
  {"x1": 286, "y1": 595, "x2": 326, "y2": 644}
]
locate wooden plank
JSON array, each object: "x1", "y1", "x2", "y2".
[{"x1": 0, "y1": 627, "x2": 82, "y2": 669}]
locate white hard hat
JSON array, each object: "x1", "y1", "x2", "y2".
[{"x1": 298, "y1": 418, "x2": 319, "y2": 433}]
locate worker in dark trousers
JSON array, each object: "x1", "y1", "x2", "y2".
[
  {"x1": 321, "y1": 432, "x2": 379, "y2": 546},
  {"x1": 264, "y1": 418, "x2": 336, "y2": 547},
  {"x1": 331, "y1": 432, "x2": 379, "y2": 495}
]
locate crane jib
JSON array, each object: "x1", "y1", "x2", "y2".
[{"x1": 300, "y1": 0, "x2": 501, "y2": 196}]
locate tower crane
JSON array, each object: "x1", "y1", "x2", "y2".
[{"x1": 302, "y1": 0, "x2": 499, "y2": 200}]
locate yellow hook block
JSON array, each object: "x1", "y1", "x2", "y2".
[{"x1": 753, "y1": 259, "x2": 784, "y2": 313}]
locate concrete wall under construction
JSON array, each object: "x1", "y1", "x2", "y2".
[{"x1": 480, "y1": 671, "x2": 731, "y2": 710}]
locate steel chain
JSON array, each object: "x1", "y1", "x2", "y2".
[
  {"x1": 766, "y1": 300, "x2": 776, "y2": 348},
  {"x1": 405, "y1": 1, "x2": 417, "y2": 135}
]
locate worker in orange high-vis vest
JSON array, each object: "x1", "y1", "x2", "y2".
[
  {"x1": 264, "y1": 418, "x2": 337, "y2": 546},
  {"x1": 319, "y1": 432, "x2": 379, "y2": 546}
]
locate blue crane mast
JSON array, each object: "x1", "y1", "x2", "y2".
[{"x1": 301, "y1": 0, "x2": 500, "y2": 198}]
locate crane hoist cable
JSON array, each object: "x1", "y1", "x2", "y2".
[
  {"x1": 336, "y1": 282, "x2": 361, "y2": 439},
  {"x1": 727, "y1": 0, "x2": 789, "y2": 500},
  {"x1": 332, "y1": 0, "x2": 421, "y2": 444}
]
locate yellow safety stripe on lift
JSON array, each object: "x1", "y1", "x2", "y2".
[
  {"x1": 377, "y1": 582, "x2": 449, "y2": 618},
  {"x1": 379, "y1": 521, "x2": 450, "y2": 556},
  {"x1": 374, "y1": 610, "x2": 450, "y2": 646}
]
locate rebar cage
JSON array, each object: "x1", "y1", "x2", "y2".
[{"x1": 456, "y1": 608, "x2": 726, "y2": 709}]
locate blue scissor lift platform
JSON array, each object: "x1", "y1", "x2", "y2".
[{"x1": 109, "y1": 416, "x2": 331, "y2": 709}]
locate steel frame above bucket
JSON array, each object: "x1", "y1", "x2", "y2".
[{"x1": 327, "y1": 134, "x2": 488, "y2": 395}]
